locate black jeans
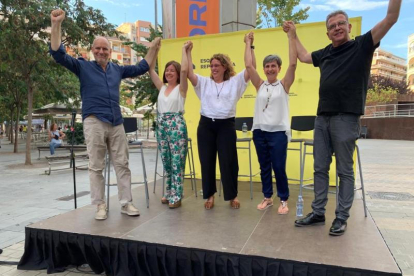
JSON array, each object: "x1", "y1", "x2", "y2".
[{"x1": 197, "y1": 115, "x2": 239, "y2": 200}]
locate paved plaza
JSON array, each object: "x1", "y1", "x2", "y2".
[{"x1": 0, "y1": 138, "x2": 413, "y2": 275}]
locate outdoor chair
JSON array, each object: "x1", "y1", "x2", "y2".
[
  {"x1": 299, "y1": 140, "x2": 367, "y2": 217},
  {"x1": 153, "y1": 138, "x2": 198, "y2": 197},
  {"x1": 284, "y1": 116, "x2": 316, "y2": 185},
  {"x1": 219, "y1": 117, "x2": 258, "y2": 199},
  {"x1": 360, "y1": 126, "x2": 368, "y2": 139}
]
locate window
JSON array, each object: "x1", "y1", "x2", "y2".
[
  {"x1": 140, "y1": 37, "x2": 148, "y2": 42},
  {"x1": 140, "y1": 27, "x2": 149, "y2": 32}
]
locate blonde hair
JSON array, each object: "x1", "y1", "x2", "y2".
[{"x1": 210, "y1": 54, "x2": 236, "y2": 81}]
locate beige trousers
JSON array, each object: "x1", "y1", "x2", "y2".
[{"x1": 83, "y1": 116, "x2": 132, "y2": 206}]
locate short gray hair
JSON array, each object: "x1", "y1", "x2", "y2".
[
  {"x1": 263, "y1": 55, "x2": 282, "y2": 68},
  {"x1": 326, "y1": 10, "x2": 349, "y2": 27}
]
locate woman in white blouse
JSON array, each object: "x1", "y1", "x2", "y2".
[
  {"x1": 187, "y1": 43, "x2": 251, "y2": 210},
  {"x1": 149, "y1": 41, "x2": 192, "y2": 209},
  {"x1": 244, "y1": 23, "x2": 297, "y2": 214}
]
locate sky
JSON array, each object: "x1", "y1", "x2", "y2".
[{"x1": 83, "y1": 0, "x2": 414, "y2": 60}]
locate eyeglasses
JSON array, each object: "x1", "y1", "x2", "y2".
[{"x1": 327, "y1": 20, "x2": 347, "y2": 31}]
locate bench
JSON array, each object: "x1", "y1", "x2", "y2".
[
  {"x1": 44, "y1": 151, "x2": 89, "y2": 175},
  {"x1": 37, "y1": 145, "x2": 87, "y2": 160}
]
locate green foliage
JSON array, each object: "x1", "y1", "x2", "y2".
[
  {"x1": 123, "y1": 25, "x2": 163, "y2": 108},
  {"x1": 257, "y1": 0, "x2": 310, "y2": 28},
  {"x1": 64, "y1": 122, "x2": 84, "y2": 145},
  {"x1": 369, "y1": 75, "x2": 412, "y2": 95},
  {"x1": 0, "y1": 0, "x2": 118, "y2": 162},
  {"x1": 366, "y1": 83, "x2": 398, "y2": 104},
  {"x1": 256, "y1": 7, "x2": 264, "y2": 29}
]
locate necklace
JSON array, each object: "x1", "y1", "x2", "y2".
[
  {"x1": 262, "y1": 81, "x2": 279, "y2": 112},
  {"x1": 214, "y1": 81, "x2": 225, "y2": 99}
]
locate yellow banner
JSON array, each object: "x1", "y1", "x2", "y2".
[{"x1": 158, "y1": 17, "x2": 362, "y2": 184}]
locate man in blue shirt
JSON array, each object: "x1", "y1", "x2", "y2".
[{"x1": 50, "y1": 9, "x2": 160, "y2": 220}]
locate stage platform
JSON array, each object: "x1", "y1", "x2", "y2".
[{"x1": 18, "y1": 179, "x2": 401, "y2": 276}]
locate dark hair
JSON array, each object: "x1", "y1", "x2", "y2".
[
  {"x1": 263, "y1": 55, "x2": 282, "y2": 68},
  {"x1": 210, "y1": 54, "x2": 236, "y2": 81},
  {"x1": 50, "y1": 123, "x2": 57, "y2": 131},
  {"x1": 326, "y1": 10, "x2": 349, "y2": 27},
  {"x1": 163, "y1": 61, "x2": 181, "y2": 84}
]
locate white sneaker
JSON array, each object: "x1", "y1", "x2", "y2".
[
  {"x1": 95, "y1": 203, "x2": 108, "y2": 220},
  {"x1": 121, "y1": 202, "x2": 140, "y2": 216}
]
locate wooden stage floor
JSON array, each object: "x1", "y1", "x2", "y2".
[{"x1": 18, "y1": 179, "x2": 401, "y2": 275}]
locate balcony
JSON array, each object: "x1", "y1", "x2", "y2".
[{"x1": 375, "y1": 55, "x2": 406, "y2": 66}]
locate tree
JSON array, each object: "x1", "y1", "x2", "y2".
[
  {"x1": 369, "y1": 75, "x2": 412, "y2": 95},
  {"x1": 366, "y1": 83, "x2": 398, "y2": 104},
  {"x1": 142, "y1": 110, "x2": 154, "y2": 140},
  {"x1": 0, "y1": 0, "x2": 118, "y2": 164},
  {"x1": 256, "y1": 7, "x2": 264, "y2": 29},
  {"x1": 257, "y1": 0, "x2": 310, "y2": 28},
  {"x1": 123, "y1": 25, "x2": 163, "y2": 108}
]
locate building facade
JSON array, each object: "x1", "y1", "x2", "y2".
[
  {"x1": 408, "y1": 34, "x2": 414, "y2": 92},
  {"x1": 371, "y1": 48, "x2": 407, "y2": 82}
]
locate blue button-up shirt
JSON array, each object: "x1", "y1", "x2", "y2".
[{"x1": 50, "y1": 44, "x2": 149, "y2": 126}]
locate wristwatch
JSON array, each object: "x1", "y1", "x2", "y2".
[{"x1": 250, "y1": 45, "x2": 255, "y2": 49}]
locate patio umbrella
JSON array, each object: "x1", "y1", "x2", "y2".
[
  {"x1": 135, "y1": 103, "x2": 157, "y2": 114},
  {"x1": 34, "y1": 102, "x2": 82, "y2": 115}
]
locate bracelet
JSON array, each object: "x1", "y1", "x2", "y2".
[{"x1": 250, "y1": 45, "x2": 255, "y2": 49}]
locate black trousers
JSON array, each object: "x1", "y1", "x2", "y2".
[{"x1": 197, "y1": 115, "x2": 239, "y2": 200}]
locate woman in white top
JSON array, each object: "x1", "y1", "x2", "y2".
[
  {"x1": 244, "y1": 23, "x2": 297, "y2": 214},
  {"x1": 49, "y1": 123, "x2": 65, "y2": 155},
  {"x1": 187, "y1": 44, "x2": 251, "y2": 210},
  {"x1": 149, "y1": 41, "x2": 191, "y2": 209}
]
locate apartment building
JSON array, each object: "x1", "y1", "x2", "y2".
[
  {"x1": 408, "y1": 34, "x2": 414, "y2": 92},
  {"x1": 135, "y1": 20, "x2": 151, "y2": 48},
  {"x1": 371, "y1": 48, "x2": 407, "y2": 82},
  {"x1": 116, "y1": 22, "x2": 138, "y2": 64}
]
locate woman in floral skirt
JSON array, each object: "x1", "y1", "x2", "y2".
[{"x1": 149, "y1": 41, "x2": 192, "y2": 208}]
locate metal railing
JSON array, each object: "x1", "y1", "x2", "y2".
[{"x1": 363, "y1": 103, "x2": 414, "y2": 118}]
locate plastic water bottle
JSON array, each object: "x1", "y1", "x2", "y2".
[
  {"x1": 242, "y1": 122, "x2": 248, "y2": 136},
  {"x1": 296, "y1": 195, "x2": 304, "y2": 217},
  {"x1": 199, "y1": 189, "x2": 203, "y2": 196}
]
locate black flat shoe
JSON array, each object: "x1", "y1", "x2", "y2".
[
  {"x1": 329, "y1": 218, "x2": 347, "y2": 236},
  {"x1": 295, "y1": 212, "x2": 325, "y2": 227}
]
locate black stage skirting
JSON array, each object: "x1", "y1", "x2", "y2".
[
  {"x1": 17, "y1": 180, "x2": 401, "y2": 276},
  {"x1": 19, "y1": 227, "x2": 400, "y2": 276}
]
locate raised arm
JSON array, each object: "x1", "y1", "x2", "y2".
[
  {"x1": 59, "y1": 130, "x2": 66, "y2": 140},
  {"x1": 50, "y1": 9, "x2": 65, "y2": 51},
  {"x1": 144, "y1": 37, "x2": 161, "y2": 67},
  {"x1": 243, "y1": 32, "x2": 254, "y2": 82},
  {"x1": 283, "y1": 22, "x2": 312, "y2": 64},
  {"x1": 186, "y1": 42, "x2": 198, "y2": 86},
  {"x1": 179, "y1": 42, "x2": 191, "y2": 97},
  {"x1": 371, "y1": 0, "x2": 402, "y2": 46},
  {"x1": 148, "y1": 42, "x2": 163, "y2": 91},
  {"x1": 281, "y1": 21, "x2": 298, "y2": 93},
  {"x1": 244, "y1": 32, "x2": 262, "y2": 91}
]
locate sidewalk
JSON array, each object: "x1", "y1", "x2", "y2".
[{"x1": 0, "y1": 139, "x2": 413, "y2": 275}]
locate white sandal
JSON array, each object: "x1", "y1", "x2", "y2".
[{"x1": 257, "y1": 198, "x2": 273, "y2": 210}]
